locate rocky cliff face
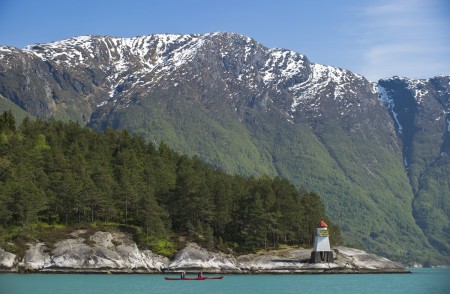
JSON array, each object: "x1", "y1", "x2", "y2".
[
  {"x1": 0, "y1": 33, "x2": 448, "y2": 263},
  {"x1": 0, "y1": 231, "x2": 407, "y2": 274}
]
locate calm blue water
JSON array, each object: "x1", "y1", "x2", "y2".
[{"x1": 1, "y1": 268, "x2": 449, "y2": 294}]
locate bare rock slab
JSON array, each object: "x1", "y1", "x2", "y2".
[
  {"x1": 167, "y1": 243, "x2": 240, "y2": 273},
  {"x1": 6, "y1": 231, "x2": 409, "y2": 274},
  {"x1": 0, "y1": 247, "x2": 18, "y2": 272}
]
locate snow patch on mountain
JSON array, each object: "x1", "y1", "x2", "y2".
[
  {"x1": 24, "y1": 36, "x2": 95, "y2": 65},
  {"x1": 0, "y1": 47, "x2": 13, "y2": 54},
  {"x1": 290, "y1": 62, "x2": 363, "y2": 115},
  {"x1": 377, "y1": 84, "x2": 403, "y2": 134},
  {"x1": 23, "y1": 34, "x2": 206, "y2": 87},
  {"x1": 0, "y1": 47, "x2": 17, "y2": 66},
  {"x1": 0, "y1": 47, "x2": 14, "y2": 59},
  {"x1": 406, "y1": 79, "x2": 429, "y2": 104},
  {"x1": 101, "y1": 34, "x2": 207, "y2": 98},
  {"x1": 261, "y1": 49, "x2": 306, "y2": 85},
  {"x1": 19, "y1": 34, "x2": 208, "y2": 104}
]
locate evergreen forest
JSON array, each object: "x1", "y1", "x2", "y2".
[{"x1": 0, "y1": 111, "x2": 340, "y2": 256}]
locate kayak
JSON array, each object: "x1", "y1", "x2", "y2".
[
  {"x1": 164, "y1": 276, "x2": 224, "y2": 280},
  {"x1": 165, "y1": 277, "x2": 206, "y2": 280}
]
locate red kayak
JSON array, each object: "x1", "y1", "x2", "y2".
[{"x1": 164, "y1": 276, "x2": 223, "y2": 280}]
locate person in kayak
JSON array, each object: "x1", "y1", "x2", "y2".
[
  {"x1": 197, "y1": 272, "x2": 203, "y2": 278},
  {"x1": 180, "y1": 272, "x2": 186, "y2": 279}
]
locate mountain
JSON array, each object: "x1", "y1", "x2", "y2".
[{"x1": 0, "y1": 32, "x2": 448, "y2": 264}]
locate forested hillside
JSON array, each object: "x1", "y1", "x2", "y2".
[{"x1": 0, "y1": 111, "x2": 340, "y2": 256}]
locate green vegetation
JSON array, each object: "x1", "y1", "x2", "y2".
[
  {"x1": 91, "y1": 88, "x2": 277, "y2": 177},
  {"x1": 241, "y1": 111, "x2": 443, "y2": 264},
  {"x1": 91, "y1": 88, "x2": 445, "y2": 264},
  {"x1": 375, "y1": 78, "x2": 450, "y2": 264},
  {"x1": 0, "y1": 94, "x2": 33, "y2": 125},
  {"x1": 407, "y1": 118, "x2": 450, "y2": 260},
  {"x1": 0, "y1": 111, "x2": 339, "y2": 257}
]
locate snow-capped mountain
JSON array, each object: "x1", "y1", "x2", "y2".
[
  {"x1": 0, "y1": 33, "x2": 381, "y2": 124},
  {"x1": 0, "y1": 33, "x2": 449, "y2": 263}
]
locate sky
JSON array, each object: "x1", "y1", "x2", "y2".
[{"x1": 0, "y1": 0, "x2": 449, "y2": 81}]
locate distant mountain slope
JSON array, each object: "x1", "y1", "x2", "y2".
[
  {"x1": 0, "y1": 33, "x2": 448, "y2": 264},
  {"x1": 379, "y1": 76, "x2": 450, "y2": 258}
]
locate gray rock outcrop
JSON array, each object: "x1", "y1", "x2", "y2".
[
  {"x1": 41, "y1": 231, "x2": 169, "y2": 273},
  {"x1": 235, "y1": 246, "x2": 407, "y2": 273},
  {"x1": 167, "y1": 243, "x2": 240, "y2": 273},
  {"x1": 0, "y1": 247, "x2": 17, "y2": 272},
  {"x1": 0, "y1": 230, "x2": 409, "y2": 274},
  {"x1": 19, "y1": 243, "x2": 51, "y2": 272}
]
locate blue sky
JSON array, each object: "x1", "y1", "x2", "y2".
[{"x1": 0, "y1": 0, "x2": 449, "y2": 81}]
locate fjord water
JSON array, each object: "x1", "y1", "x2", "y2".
[{"x1": 1, "y1": 268, "x2": 448, "y2": 294}]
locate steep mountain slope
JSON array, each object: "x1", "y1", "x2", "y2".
[
  {"x1": 379, "y1": 76, "x2": 450, "y2": 258},
  {"x1": 0, "y1": 33, "x2": 448, "y2": 264}
]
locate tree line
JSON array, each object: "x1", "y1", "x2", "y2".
[{"x1": 0, "y1": 110, "x2": 341, "y2": 252}]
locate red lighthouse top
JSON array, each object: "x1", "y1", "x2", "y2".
[{"x1": 318, "y1": 218, "x2": 328, "y2": 227}]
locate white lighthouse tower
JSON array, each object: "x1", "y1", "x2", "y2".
[{"x1": 310, "y1": 218, "x2": 334, "y2": 263}]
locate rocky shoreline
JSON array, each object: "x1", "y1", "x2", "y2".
[{"x1": 0, "y1": 230, "x2": 409, "y2": 274}]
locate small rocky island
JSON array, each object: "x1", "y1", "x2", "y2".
[{"x1": 0, "y1": 230, "x2": 409, "y2": 274}]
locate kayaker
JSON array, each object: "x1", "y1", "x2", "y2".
[
  {"x1": 197, "y1": 272, "x2": 203, "y2": 278},
  {"x1": 181, "y1": 272, "x2": 185, "y2": 279}
]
